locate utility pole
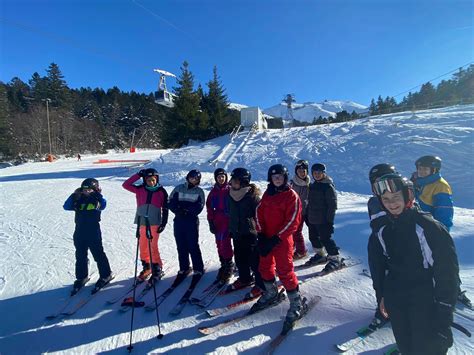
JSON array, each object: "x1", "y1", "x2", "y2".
[{"x1": 45, "y1": 98, "x2": 52, "y2": 155}]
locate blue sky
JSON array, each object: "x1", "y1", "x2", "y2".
[{"x1": 1, "y1": 0, "x2": 472, "y2": 108}]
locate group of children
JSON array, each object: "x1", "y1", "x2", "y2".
[{"x1": 64, "y1": 154, "x2": 464, "y2": 353}]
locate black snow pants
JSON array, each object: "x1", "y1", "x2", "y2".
[
  {"x1": 307, "y1": 223, "x2": 339, "y2": 255},
  {"x1": 233, "y1": 233, "x2": 264, "y2": 289}
]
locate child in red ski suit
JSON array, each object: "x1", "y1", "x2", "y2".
[{"x1": 206, "y1": 168, "x2": 234, "y2": 282}]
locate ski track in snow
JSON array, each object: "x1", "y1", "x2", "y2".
[{"x1": 0, "y1": 106, "x2": 473, "y2": 354}]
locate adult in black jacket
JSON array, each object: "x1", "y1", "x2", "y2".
[
  {"x1": 305, "y1": 163, "x2": 341, "y2": 272},
  {"x1": 228, "y1": 168, "x2": 264, "y2": 296},
  {"x1": 368, "y1": 173, "x2": 459, "y2": 355}
]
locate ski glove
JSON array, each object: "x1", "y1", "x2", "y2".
[
  {"x1": 209, "y1": 220, "x2": 216, "y2": 234},
  {"x1": 433, "y1": 301, "x2": 454, "y2": 348},
  {"x1": 175, "y1": 207, "x2": 189, "y2": 216},
  {"x1": 138, "y1": 169, "x2": 146, "y2": 177},
  {"x1": 257, "y1": 233, "x2": 281, "y2": 257},
  {"x1": 157, "y1": 225, "x2": 165, "y2": 233}
]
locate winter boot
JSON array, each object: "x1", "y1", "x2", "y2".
[
  {"x1": 322, "y1": 255, "x2": 342, "y2": 273},
  {"x1": 93, "y1": 272, "x2": 115, "y2": 294},
  {"x1": 217, "y1": 258, "x2": 234, "y2": 283},
  {"x1": 305, "y1": 248, "x2": 327, "y2": 266},
  {"x1": 250, "y1": 280, "x2": 279, "y2": 313},
  {"x1": 71, "y1": 277, "x2": 89, "y2": 296},
  {"x1": 137, "y1": 261, "x2": 152, "y2": 282},
  {"x1": 285, "y1": 288, "x2": 307, "y2": 325}
]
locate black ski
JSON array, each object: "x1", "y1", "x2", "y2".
[
  {"x1": 169, "y1": 273, "x2": 203, "y2": 316},
  {"x1": 262, "y1": 295, "x2": 322, "y2": 355},
  {"x1": 190, "y1": 280, "x2": 228, "y2": 308},
  {"x1": 144, "y1": 272, "x2": 190, "y2": 312},
  {"x1": 198, "y1": 290, "x2": 286, "y2": 335}
]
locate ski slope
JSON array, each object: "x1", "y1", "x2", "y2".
[{"x1": 0, "y1": 105, "x2": 473, "y2": 354}]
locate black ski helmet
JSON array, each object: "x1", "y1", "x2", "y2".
[
  {"x1": 230, "y1": 167, "x2": 251, "y2": 187},
  {"x1": 295, "y1": 159, "x2": 309, "y2": 174},
  {"x1": 214, "y1": 168, "x2": 228, "y2": 182},
  {"x1": 81, "y1": 178, "x2": 100, "y2": 192},
  {"x1": 142, "y1": 168, "x2": 159, "y2": 184},
  {"x1": 267, "y1": 164, "x2": 289, "y2": 183},
  {"x1": 311, "y1": 163, "x2": 326, "y2": 173},
  {"x1": 415, "y1": 155, "x2": 442, "y2": 173},
  {"x1": 186, "y1": 169, "x2": 201, "y2": 182},
  {"x1": 373, "y1": 173, "x2": 414, "y2": 207},
  {"x1": 369, "y1": 163, "x2": 397, "y2": 184}
]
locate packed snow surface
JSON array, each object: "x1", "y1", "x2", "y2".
[{"x1": 0, "y1": 105, "x2": 473, "y2": 354}]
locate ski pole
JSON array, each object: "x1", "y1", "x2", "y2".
[
  {"x1": 127, "y1": 217, "x2": 141, "y2": 353},
  {"x1": 452, "y1": 321, "x2": 471, "y2": 337},
  {"x1": 146, "y1": 216, "x2": 164, "y2": 339}
]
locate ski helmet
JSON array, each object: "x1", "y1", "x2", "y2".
[
  {"x1": 214, "y1": 168, "x2": 227, "y2": 182},
  {"x1": 415, "y1": 155, "x2": 441, "y2": 173},
  {"x1": 142, "y1": 168, "x2": 159, "y2": 184},
  {"x1": 295, "y1": 159, "x2": 309, "y2": 174},
  {"x1": 311, "y1": 163, "x2": 326, "y2": 173},
  {"x1": 230, "y1": 167, "x2": 251, "y2": 187},
  {"x1": 81, "y1": 178, "x2": 100, "y2": 192},
  {"x1": 372, "y1": 173, "x2": 414, "y2": 206},
  {"x1": 369, "y1": 163, "x2": 397, "y2": 184},
  {"x1": 186, "y1": 169, "x2": 201, "y2": 182},
  {"x1": 267, "y1": 164, "x2": 289, "y2": 183}
]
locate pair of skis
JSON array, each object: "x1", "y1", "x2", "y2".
[
  {"x1": 46, "y1": 274, "x2": 115, "y2": 319},
  {"x1": 189, "y1": 279, "x2": 228, "y2": 308}
]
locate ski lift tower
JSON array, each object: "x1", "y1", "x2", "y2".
[
  {"x1": 283, "y1": 93, "x2": 296, "y2": 125},
  {"x1": 153, "y1": 68, "x2": 177, "y2": 108}
]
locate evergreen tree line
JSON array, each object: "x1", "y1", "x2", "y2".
[
  {"x1": 369, "y1": 65, "x2": 474, "y2": 115},
  {"x1": 0, "y1": 61, "x2": 239, "y2": 160}
]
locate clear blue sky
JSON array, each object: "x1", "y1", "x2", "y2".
[{"x1": 1, "y1": 0, "x2": 472, "y2": 108}]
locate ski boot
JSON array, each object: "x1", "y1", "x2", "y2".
[
  {"x1": 250, "y1": 280, "x2": 280, "y2": 313},
  {"x1": 137, "y1": 261, "x2": 152, "y2": 283},
  {"x1": 304, "y1": 248, "x2": 327, "y2": 266},
  {"x1": 92, "y1": 272, "x2": 115, "y2": 294},
  {"x1": 293, "y1": 250, "x2": 308, "y2": 260},
  {"x1": 244, "y1": 285, "x2": 264, "y2": 300},
  {"x1": 147, "y1": 263, "x2": 164, "y2": 287},
  {"x1": 226, "y1": 276, "x2": 254, "y2": 293},
  {"x1": 322, "y1": 255, "x2": 343, "y2": 273},
  {"x1": 216, "y1": 258, "x2": 234, "y2": 284},
  {"x1": 369, "y1": 308, "x2": 389, "y2": 330},
  {"x1": 283, "y1": 287, "x2": 308, "y2": 333},
  {"x1": 71, "y1": 277, "x2": 89, "y2": 296}
]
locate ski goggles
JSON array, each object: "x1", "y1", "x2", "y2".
[
  {"x1": 296, "y1": 160, "x2": 309, "y2": 169},
  {"x1": 372, "y1": 175, "x2": 405, "y2": 196}
]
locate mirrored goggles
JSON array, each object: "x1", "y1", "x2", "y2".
[{"x1": 372, "y1": 178, "x2": 404, "y2": 196}]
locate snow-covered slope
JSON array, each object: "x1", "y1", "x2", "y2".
[
  {"x1": 264, "y1": 100, "x2": 368, "y2": 122},
  {"x1": 0, "y1": 105, "x2": 472, "y2": 354}
]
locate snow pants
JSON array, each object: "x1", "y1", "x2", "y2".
[
  {"x1": 259, "y1": 235, "x2": 298, "y2": 291},
  {"x1": 307, "y1": 223, "x2": 339, "y2": 255},
  {"x1": 213, "y1": 213, "x2": 233, "y2": 260},
  {"x1": 385, "y1": 294, "x2": 451, "y2": 355},
  {"x1": 138, "y1": 225, "x2": 162, "y2": 267},
  {"x1": 173, "y1": 217, "x2": 204, "y2": 273},
  {"x1": 233, "y1": 233, "x2": 264, "y2": 289},
  {"x1": 292, "y1": 217, "x2": 308, "y2": 255},
  {"x1": 73, "y1": 224, "x2": 111, "y2": 279}
]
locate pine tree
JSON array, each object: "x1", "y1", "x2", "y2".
[
  {"x1": 0, "y1": 84, "x2": 12, "y2": 158},
  {"x1": 369, "y1": 98, "x2": 377, "y2": 115},
  {"x1": 29, "y1": 72, "x2": 48, "y2": 101},
  {"x1": 45, "y1": 63, "x2": 69, "y2": 107},
  {"x1": 161, "y1": 61, "x2": 201, "y2": 147},
  {"x1": 203, "y1": 65, "x2": 229, "y2": 136}
]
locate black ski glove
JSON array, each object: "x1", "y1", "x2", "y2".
[
  {"x1": 433, "y1": 301, "x2": 454, "y2": 349},
  {"x1": 209, "y1": 220, "x2": 216, "y2": 234},
  {"x1": 175, "y1": 207, "x2": 188, "y2": 216},
  {"x1": 257, "y1": 233, "x2": 281, "y2": 257},
  {"x1": 138, "y1": 169, "x2": 146, "y2": 177},
  {"x1": 157, "y1": 224, "x2": 165, "y2": 233}
]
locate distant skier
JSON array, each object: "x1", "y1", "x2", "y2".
[
  {"x1": 227, "y1": 167, "x2": 264, "y2": 297},
  {"x1": 368, "y1": 173, "x2": 459, "y2": 355},
  {"x1": 206, "y1": 168, "x2": 234, "y2": 283},
  {"x1": 304, "y1": 163, "x2": 341, "y2": 272},
  {"x1": 63, "y1": 178, "x2": 113, "y2": 294},
  {"x1": 168, "y1": 169, "x2": 205, "y2": 276},
  {"x1": 77, "y1": 154, "x2": 81, "y2": 161},
  {"x1": 122, "y1": 168, "x2": 169, "y2": 283},
  {"x1": 289, "y1": 159, "x2": 309, "y2": 259},
  {"x1": 252, "y1": 164, "x2": 304, "y2": 324},
  {"x1": 366, "y1": 163, "x2": 398, "y2": 327}
]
